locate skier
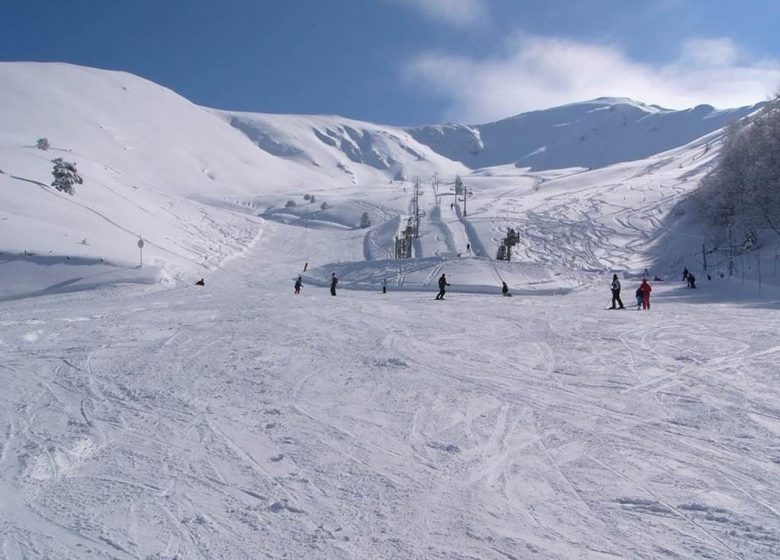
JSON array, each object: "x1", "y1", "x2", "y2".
[
  {"x1": 643, "y1": 268, "x2": 649, "y2": 280},
  {"x1": 501, "y1": 281, "x2": 509, "y2": 296},
  {"x1": 635, "y1": 286, "x2": 643, "y2": 309},
  {"x1": 382, "y1": 278, "x2": 387, "y2": 294},
  {"x1": 609, "y1": 274, "x2": 624, "y2": 309},
  {"x1": 640, "y1": 279, "x2": 652, "y2": 310},
  {"x1": 330, "y1": 273, "x2": 338, "y2": 296},
  {"x1": 688, "y1": 273, "x2": 696, "y2": 289},
  {"x1": 294, "y1": 276, "x2": 302, "y2": 295},
  {"x1": 435, "y1": 273, "x2": 450, "y2": 300},
  {"x1": 466, "y1": 243, "x2": 471, "y2": 253},
  {"x1": 195, "y1": 278, "x2": 205, "y2": 287},
  {"x1": 682, "y1": 267, "x2": 689, "y2": 282}
]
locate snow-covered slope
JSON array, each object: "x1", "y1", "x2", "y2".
[
  {"x1": 407, "y1": 97, "x2": 760, "y2": 170},
  {"x1": 0, "y1": 63, "x2": 325, "y2": 197},
  {"x1": 3, "y1": 63, "x2": 780, "y2": 560},
  {"x1": 0, "y1": 62, "x2": 336, "y2": 292},
  {"x1": 217, "y1": 111, "x2": 469, "y2": 184},
  {"x1": 0, "y1": 62, "x2": 762, "y2": 302}
]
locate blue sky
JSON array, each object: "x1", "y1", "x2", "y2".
[{"x1": 2, "y1": 0, "x2": 779, "y2": 125}]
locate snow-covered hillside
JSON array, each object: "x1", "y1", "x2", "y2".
[
  {"x1": 218, "y1": 111, "x2": 470, "y2": 185},
  {"x1": 0, "y1": 61, "x2": 768, "y2": 299},
  {"x1": 408, "y1": 97, "x2": 760, "y2": 170}
]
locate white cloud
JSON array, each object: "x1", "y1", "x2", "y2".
[
  {"x1": 405, "y1": 35, "x2": 780, "y2": 122},
  {"x1": 393, "y1": 0, "x2": 488, "y2": 27}
]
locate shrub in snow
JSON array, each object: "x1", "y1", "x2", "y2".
[
  {"x1": 303, "y1": 194, "x2": 311, "y2": 201},
  {"x1": 285, "y1": 199, "x2": 296, "y2": 208},
  {"x1": 310, "y1": 195, "x2": 316, "y2": 203},
  {"x1": 51, "y1": 158, "x2": 83, "y2": 196},
  {"x1": 320, "y1": 201, "x2": 329, "y2": 210},
  {"x1": 359, "y1": 212, "x2": 371, "y2": 228},
  {"x1": 699, "y1": 95, "x2": 780, "y2": 239},
  {"x1": 36, "y1": 137, "x2": 50, "y2": 151}
]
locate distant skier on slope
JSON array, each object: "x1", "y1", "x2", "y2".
[
  {"x1": 330, "y1": 273, "x2": 338, "y2": 296},
  {"x1": 635, "y1": 286, "x2": 643, "y2": 309},
  {"x1": 610, "y1": 274, "x2": 625, "y2": 309},
  {"x1": 294, "y1": 276, "x2": 303, "y2": 295},
  {"x1": 435, "y1": 273, "x2": 450, "y2": 300},
  {"x1": 687, "y1": 273, "x2": 696, "y2": 289},
  {"x1": 382, "y1": 278, "x2": 387, "y2": 294},
  {"x1": 639, "y1": 279, "x2": 652, "y2": 310},
  {"x1": 682, "y1": 267, "x2": 689, "y2": 282},
  {"x1": 502, "y1": 281, "x2": 510, "y2": 296}
]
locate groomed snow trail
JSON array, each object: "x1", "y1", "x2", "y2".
[{"x1": 1, "y1": 223, "x2": 779, "y2": 559}]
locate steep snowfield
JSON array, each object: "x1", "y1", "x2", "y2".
[
  {"x1": 408, "y1": 97, "x2": 760, "y2": 170},
  {"x1": 218, "y1": 111, "x2": 470, "y2": 185},
  {"x1": 0, "y1": 62, "x2": 321, "y2": 294}
]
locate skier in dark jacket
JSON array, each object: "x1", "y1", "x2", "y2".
[
  {"x1": 330, "y1": 273, "x2": 338, "y2": 296},
  {"x1": 687, "y1": 273, "x2": 696, "y2": 288},
  {"x1": 435, "y1": 274, "x2": 450, "y2": 300},
  {"x1": 610, "y1": 274, "x2": 624, "y2": 309},
  {"x1": 682, "y1": 267, "x2": 689, "y2": 282},
  {"x1": 294, "y1": 276, "x2": 303, "y2": 295},
  {"x1": 501, "y1": 281, "x2": 509, "y2": 296}
]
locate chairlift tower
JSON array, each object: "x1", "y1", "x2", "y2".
[{"x1": 414, "y1": 177, "x2": 421, "y2": 239}]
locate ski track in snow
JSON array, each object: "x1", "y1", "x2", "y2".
[
  {"x1": 1, "y1": 217, "x2": 779, "y2": 559},
  {"x1": 2, "y1": 99, "x2": 779, "y2": 558}
]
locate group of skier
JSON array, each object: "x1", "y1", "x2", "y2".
[
  {"x1": 610, "y1": 265, "x2": 700, "y2": 310},
  {"x1": 294, "y1": 266, "x2": 697, "y2": 306},
  {"x1": 610, "y1": 274, "x2": 652, "y2": 310}
]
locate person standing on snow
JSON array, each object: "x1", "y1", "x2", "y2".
[
  {"x1": 682, "y1": 267, "x2": 689, "y2": 282},
  {"x1": 435, "y1": 273, "x2": 450, "y2": 300},
  {"x1": 640, "y1": 279, "x2": 652, "y2": 310},
  {"x1": 382, "y1": 278, "x2": 387, "y2": 294},
  {"x1": 501, "y1": 281, "x2": 509, "y2": 296},
  {"x1": 635, "y1": 286, "x2": 643, "y2": 309},
  {"x1": 610, "y1": 274, "x2": 625, "y2": 309},
  {"x1": 330, "y1": 273, "x2": 338, "y2": 296},
  {"x1": 294, "y1": 276, "x2": 303, "y2": 295}
]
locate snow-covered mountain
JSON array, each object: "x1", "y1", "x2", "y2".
[
  {"x1": 0, "y1": 61, "x2": 761, "y2": 300},
  {"x1": 407, "y1": 97, "x2": 760, "y2": 170},
  {"x1": 217, "y1": 111, "x2": 469, "y2": 184}
]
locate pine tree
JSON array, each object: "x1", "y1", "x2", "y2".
[
  {"x1": 36, "y1": 137, "x2": 50, "y2": 151},
  {"x1": 51, "y1": 158, "x2": 83, "y2": 196}
]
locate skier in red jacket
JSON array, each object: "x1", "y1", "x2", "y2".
[{"x1": 640, "y1": 279, "x2": 652, "y2": 310}]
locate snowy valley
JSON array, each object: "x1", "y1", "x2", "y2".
[{"x1": 0, "y1": 62, "x2": 778, "y2": 559}]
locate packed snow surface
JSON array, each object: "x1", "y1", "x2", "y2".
[{"x1": 1, "y1": 220, "x2": 779, "y2": 560}]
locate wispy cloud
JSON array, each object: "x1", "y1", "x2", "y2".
[
  {"x1": 405, "y1": 35, "x2": 780, "y2": 122},
  {"x1": 392, "y1": 0, "x2": 488, "y2": 27}
]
